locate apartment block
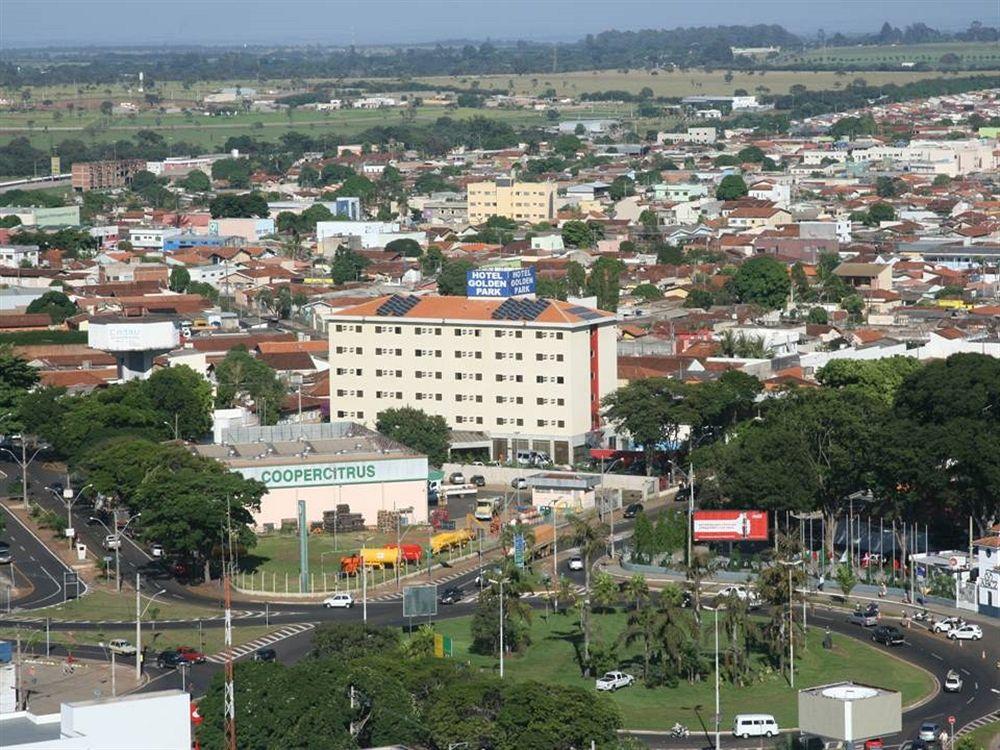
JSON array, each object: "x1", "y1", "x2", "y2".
[
  {"x1": 327, "y1": 295, "x2": 617, "y2": 464},
  {"x1": 466, "y1": 177, "x2": 556, "y2": 224},
  {"x1": 71, "y1": 159, "x2": 146, "y2": 191}
]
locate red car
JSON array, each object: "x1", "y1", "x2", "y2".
[
  {"x1": 864, "y1": 739, "x2": 884, "y2": 750},
  {"x1": 175, "y1": 646, "x2": 206, "y2": 664}
]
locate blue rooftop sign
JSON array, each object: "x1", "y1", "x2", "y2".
[{"x1": 466, "y1": 267, "x2": 536, "y2": 298}]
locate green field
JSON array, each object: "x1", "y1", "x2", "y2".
[
  {"x1": 0, "y1": 105, "x2": 565, "y2": 151},
  {"x1": 428, "y1": 611, "x2": 935, "y2": 731},
  {"x1": 780, "y1": 41, "x2": 1000, "y2": 68},
  {"x1": 402, "y1": 67, "x2": 1000, "y2": 99}
]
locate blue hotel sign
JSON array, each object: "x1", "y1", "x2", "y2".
[{"x1": 466, "y1": 267, "x2": 536, "y2": 298}]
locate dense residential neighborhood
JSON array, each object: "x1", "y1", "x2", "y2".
[{"x1": 0, "y1": 9, "x2": 999, "y2": 750}]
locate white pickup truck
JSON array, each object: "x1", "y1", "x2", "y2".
[
  {"x1": 595, "y1": 671, "x2": 635, "y2": 691},
  {"x1": 99, "y1": 638, "x2": 137, "y2": 656}
]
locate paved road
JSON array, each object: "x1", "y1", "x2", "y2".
[
  {"x1": 0, "y1": 504, "x2": 78, "y2": 610},
  {"x1": 4, "y1": 456, "x2": 996, "y2": 746}
]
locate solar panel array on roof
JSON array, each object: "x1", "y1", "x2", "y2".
[
  {"x1": 376, "y1": 294, "x2": 420, "y2": 316},
  {"x1": 491, "y1": 297, "x2": 551, "y2": 321},
  {"x1": 566, "y1": 305, "x2": 604, "y2": 320}
]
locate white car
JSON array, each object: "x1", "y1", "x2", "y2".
[
  {"x1": 100, "y1": 638, "x2": 136, "y2": 656},
  {"x1": 150, "y1": 543, "x2": 164, "y2": 557},
  {"x1": 943, "y1": 671, "x2": 963, "y2": 692},
  {"x1": 511, "y1": 477, "x2": 528, "y2": 490},
  {"x1": 948, "y1": 624, "x2": 982, "y2": 641},
  {"x1": 567, "y1": 556, "x2": 584, "y2": 571},
  {"x1": 595, "y1": 671, "x2": 634, "y2": 691},
  {"x1": 323, "y1": 593, "x2": 354, "y2": 609},
  {"x1": 717, "y1": 585, "x2": 762, "y2": 608},
  {"x1": 103, "y1": 534, "x2": 121, "y2": 550},
  {"x1": 932, "y1": 617, "x2": 964, "y2": 634}
]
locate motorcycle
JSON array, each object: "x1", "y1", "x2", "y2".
[
  {"x1": 670, "y1": 723, "x2": 690, "y2": 739},
  {"x1": 912, "y1": 610, "x2": 930, "y2": 622}
]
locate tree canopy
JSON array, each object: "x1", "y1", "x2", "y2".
[
  {"x1": 214, "y1": 348, "x2": 285, "y2": 425},
  {"x1": 730, "y1": 256, "x2": 790, "y2": 310},
  {"x1": 376, "y1": 407, "x2": 451, "y2": 466}
]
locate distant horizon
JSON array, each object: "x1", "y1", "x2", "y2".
[{"x1": 1, "y1": 0, "x2": 997, "y2": 50}]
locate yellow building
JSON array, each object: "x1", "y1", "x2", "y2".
[{"x1": 467, "y1": 177, "x2": 556, "y2": 224}]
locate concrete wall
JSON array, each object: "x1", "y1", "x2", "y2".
[{"x1": 253, "y1": 479, "x2": 428, "y2": 529}]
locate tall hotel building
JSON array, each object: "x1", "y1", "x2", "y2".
[{"x1": 327, "y1": 295, "x2": 617, "y2": 463}]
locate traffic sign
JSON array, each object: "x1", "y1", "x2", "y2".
[{"x1": 513, "y1": 534, "x2": 526, "y2": 568}]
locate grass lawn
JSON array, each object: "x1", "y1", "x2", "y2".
[
  {"x1": 0, "y1": 623, "x2": 275, "y2": 656},
  {"x1": 7, "y1": 589, "x2": 221, "y2": 623},
  {"x1": 962, "y1": 721, "x2": 1000, "y2": 750},
  {"x1": 427, "y1": 610, "x2": 934, "y2": 731}
]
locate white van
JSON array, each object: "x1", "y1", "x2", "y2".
[{"x1": 732, "y1": 714, "x2": 779, "y2": 738}]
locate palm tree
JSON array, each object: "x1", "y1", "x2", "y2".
[
  {"x1": 555, "y1": 575, "x2": 576, "y2": 615},
  {"x1": 655, "y1": 589, "x2": 689, "y2": 678},
  {"x1": 591, "y1": 571, "x2": 619, "y2": 613},
  {"x1": 568, "y1": 514, "x2": 610, "y2": 669},
  {"x1": 622, "y1": 573, "x2": 650, "y2": 611},
  {"x1": 622, "y1": 604, "x2": 658, "y2": 682}
]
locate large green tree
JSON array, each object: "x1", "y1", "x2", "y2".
[
  {"x1": 0, "y1": 347, "x2": 39, "y2": 433},
  {"x1": 209, "y1": 192, "x2": 269, "y2": 218},
  {"x1": 436, "y1": 259, "x2": 475, "y2": 296},
  {"x1": 602, "y1": 378, "x2": 691, "y2": 475},
  {"x1": 710, "y1": 389, "x2": 885, "y2": 561},
  {"x1": 715, "y1": 174, "x2": 748, "y2": 200},
  {"x1": 376, "y1": 407, "x2": 450, "y2": 466},
  {"x1": 816, "y1": 356, "x2": 922, "y2": 406},
  {"x1": 587, "y1": 256, "x2": 624, "y2": 311},
  {"x1": 730, "y1": 255, "x2": 790, "y2": 310},
  {"x1": 214, "y1": 348, "x2": 284, "y2": 425},
  {"x1": 144, "y1": 365, "x2": 214, "y2": 439},
  {"x1": 26, "y1": 291, "x2": 77, "y2": 323},
  {"x1": 874, "y1": 353, "x2": 1000, "y2": 536}
]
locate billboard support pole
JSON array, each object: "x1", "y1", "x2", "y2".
[
  {"x1": 298, "y1": 499, "x2": 309, "y2": 594},
  {"x1": 687, "y1": 461, "x2": 694, "y2": 566}
]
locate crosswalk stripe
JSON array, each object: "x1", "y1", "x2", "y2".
[{"x1": 206, "y1": 623, "x2": 316, "y2": 664}]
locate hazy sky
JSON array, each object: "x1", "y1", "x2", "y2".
[{"x1": 3, "y1": 0, "x2": 998, "y2": 48}]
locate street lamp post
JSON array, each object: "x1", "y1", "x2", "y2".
[
  {"x1": 778, "y1": 558, "x2": 804, "y2": 688},
  {"x1": 704, "y1": 604, "x2": 724, "y2": 750},
  {"x1": 488, "y1": 576, "x2": 510, "y2": 679},
  {"x1": 1, "y1": 438, "x2": 44, "y2": 511},
  {"x1": 92, "y1": 513, "x2": 141, "y2": 591},
  {"x1": 135, "y1": 573, "x2": 166, "y2": 682},
  {"x1": 51, "y1": 483, "x2": 92, "y2": 546},
  {"x1": 600, "y1": 457, "x2": 623, "y2": 557}
]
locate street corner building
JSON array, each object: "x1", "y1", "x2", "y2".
[
  {"x1": 194, "y1": 422, "x2": 430, "y2": 531},
  {"x1": 325, "y1": 294, "x2": 618, "y2": 465}
]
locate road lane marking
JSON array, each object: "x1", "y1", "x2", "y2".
[{"x1": 930, "y1": 652, "x2": 943, "y2": 660}]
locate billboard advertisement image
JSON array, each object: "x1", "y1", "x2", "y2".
[
  {"x1": 466, "y1": 267, "x2": 536, "y2": 298},
  {"x1": 693, "y1": 510, "x2": 769, "y2": 541}
]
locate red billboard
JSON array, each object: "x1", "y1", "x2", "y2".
[{"x1": 693, "y1": 510, "x2": 769, "y2": 542}]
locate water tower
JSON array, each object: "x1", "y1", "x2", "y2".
[{"x1": 88, "y1": 315, "x2": 179, "y2": 381}]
